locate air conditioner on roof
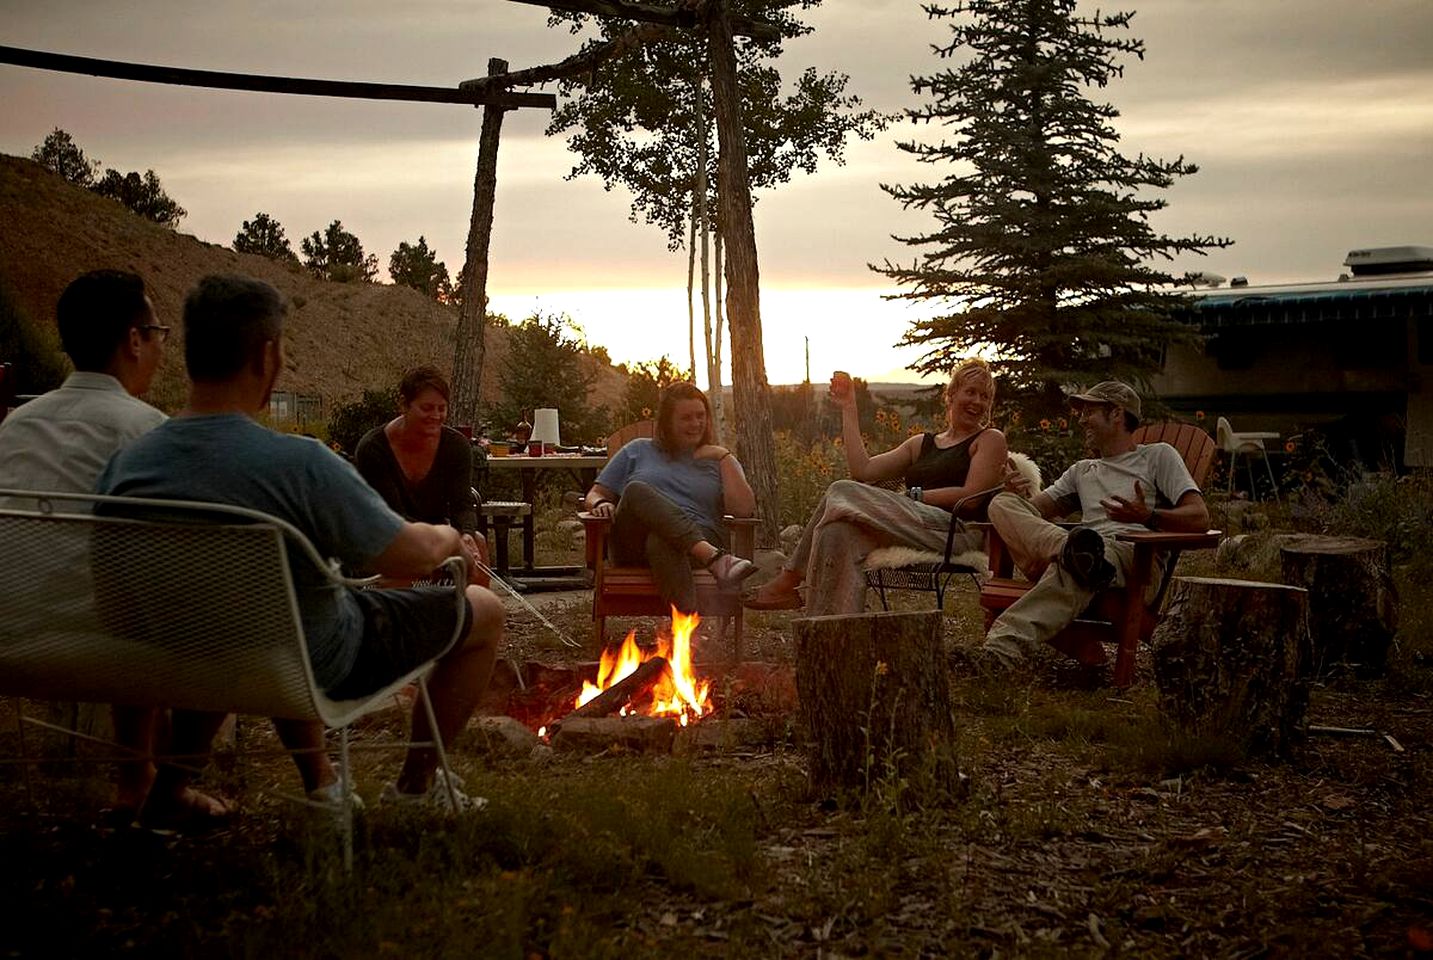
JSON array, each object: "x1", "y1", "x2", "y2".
[{"x1": 1343, "y1": 245, "x2": 1433, "y2": 276}]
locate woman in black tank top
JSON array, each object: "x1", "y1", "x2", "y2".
[{"x1": 747, "y1": 359, "x2": 1010, "y2": 613}]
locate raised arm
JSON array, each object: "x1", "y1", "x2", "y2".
[{"x1": 831, "y1": 371, "x2": 920, "y2": 483}]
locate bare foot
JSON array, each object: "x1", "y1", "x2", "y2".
[{"x1": 139, "y1": 787, "x2": 236, "y2": 833}]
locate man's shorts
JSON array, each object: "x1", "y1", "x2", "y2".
[{"x1": 326, "y1": 586, "x2": 472, "y2": 701}]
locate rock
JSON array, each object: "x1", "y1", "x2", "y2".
[
  {"x1": 468, "y1": 715, "x2": 541, "y2": 758},
  {"x1": 779, "y1": 524, "x2": 803, "y2": 554},
  {"x1": 550, "y1": 715, "x2": 678, "y2": 755},
  {"x1": 556, "y1": 517, "x2": 586, "y2": 551}
]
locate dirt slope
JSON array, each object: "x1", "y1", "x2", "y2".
[{"x1": 0, "y1": 153, "x2": 624, "y2": 416}]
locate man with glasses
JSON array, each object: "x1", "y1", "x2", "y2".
[
  {"x1": 0, "y1": 269, "x2": 168, "y2": 498},
  {"x1": 0, "y1": 269, "x2": 172, "y2": 821},
  {"x1": 977, "y1": 381, "x2": 1210, "y2": 672}
]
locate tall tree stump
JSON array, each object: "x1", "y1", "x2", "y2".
[
  {"x1": 794, "y1": 611, "x2": 956, "y2": 792},
  {"x1": 1280, "y1": 536, "x2": 1396, "y2": 675},
  {"x1": 1151, "y1": 577, "x2": 1312, "y2": 755}
]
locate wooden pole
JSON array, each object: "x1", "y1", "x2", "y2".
[
  {"x1": 705, "y1": 0, "x2": 779, "y2": 546},
  {"x1": 452, "y1": 58, "x2": 510, "y2": 429}
]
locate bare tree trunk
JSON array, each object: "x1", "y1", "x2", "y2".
[
  {"x1": 712, "y1": 222, "x2": 724, "y2": 433},
  {"x1": 687, "y1": 193, "x2": 697, "y2": 381},
  {"x1": 706, "y1": 4, "x2": 778, "y2": 545},
  {"x1": 451, "y1": 58, "x2": 509, "y2": 430},
  {"x1": 694, "y1": 72, "x2": 718, "y2": 430}
]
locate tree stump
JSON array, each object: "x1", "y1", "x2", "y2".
[
  {"x1": 1151, "y1": 577, "x2": 1312, "y2": 755},
  {"x1": 1279, "y1": 536, "x2": 1396, "y2": 675},
  {"x1": 793, "y1": 611, "x2": 957, "y2": 792}
]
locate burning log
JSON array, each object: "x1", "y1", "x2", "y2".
[
  {"x1": 565, "y1": 655, "x2": 669, "y2": 723},
  {"x1": 794, "y1": 611, "x2": 958, "y2": 792}
]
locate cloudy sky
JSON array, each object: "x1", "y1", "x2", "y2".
[{"x1": 3, "y1": 0, "x2": 1431, "y2": 385}]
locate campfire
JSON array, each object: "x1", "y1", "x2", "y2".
[{"x1": 540, "y1": 608, "x2": 713, "y2": 737}]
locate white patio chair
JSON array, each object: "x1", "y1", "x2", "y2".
[
  {"x1": 0, "y1": 489, "x2": 468, "y2": 868},
  {"x1": 1216, "y1": 416, "x2": 1280, "y2": 500}
]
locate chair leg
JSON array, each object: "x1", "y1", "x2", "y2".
[
  {"x1": 340, "y1": 725, "x2": 354, "y2": 873},
  {"x1": 414, "y1": 677, "x2": 457, "y2": 809},
  {"x1": 1262, "y1": 451, "x2": 1279, "y2": 501},
  {"x1": 733, "y1": 610, "x2": 744, "y2": 665},
  {"x1": 492, "y1": 520, "x2": 512, "y2": 578}
]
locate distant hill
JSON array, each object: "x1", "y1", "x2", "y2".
[{"x1": 0, "y1": 154, "x2": 625, "y2": 418}]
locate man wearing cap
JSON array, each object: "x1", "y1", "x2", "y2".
[{"x1": 979, "y1": 381, "x2": 1210, "y2": 670}]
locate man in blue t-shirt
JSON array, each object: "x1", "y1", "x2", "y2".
[{"x1": 99, "y1": 274, "x2": 504, "y2": 814}]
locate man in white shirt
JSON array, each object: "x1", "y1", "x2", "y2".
[
  {"x1": 0, "y1": 270, "x2": 167, "y2": 496},
  {"x1": 0, "y1": 270, "x2": 172, "y2": 819},
  {"x1": 981, "y1": 381, "x2": 1211, "y2": 670}
]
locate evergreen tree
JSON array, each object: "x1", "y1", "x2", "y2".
[
  {"x1": 490, "y1": 313, "x2": 607, "y2": 444},
  {"x1": 30, "y1": 128, "x2": 98, "y2": 187},
  {"x1": 92, "y1": 168, "x2": 186, "y2": 228},
  {"x1": 234, "y1": 212, "x2": 301, "y2": 266},
  {"x1": 619, "y1": 355, "x2": 689, "y2": 424},
  {"x1": 389, "y1": 236, "x2": 454, "y2": 303},
  {"x1": 301, "y1": 220, "x2": 378, "y2": 283},
  {"x1": 874, "y1": 0, "x2": 1231, "y2": 410}
]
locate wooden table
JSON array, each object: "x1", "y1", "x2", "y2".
[{"x1": 484, "y1": 453, "x2": 608, "y2": 590}]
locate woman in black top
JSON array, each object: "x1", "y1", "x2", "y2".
[
  {"x1": 355, "y1": 366, "x2": 485, "y2": 582},
  {"x1": 746, "y1": 358, "x2": 1009, "y2": 615}
]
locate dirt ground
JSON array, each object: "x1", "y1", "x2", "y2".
[{"x1": 2, "y1": 581, "x2": 1430, "y2": 958}]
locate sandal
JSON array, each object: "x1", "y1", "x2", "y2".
[
  {"x1": 743, "y1": 583, "x2": 803, "y2": 610},
  {"x1": 704, "y1": 549, "x2": 758, "y2": 591}
]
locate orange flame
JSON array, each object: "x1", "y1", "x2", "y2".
[{"x1": 573, "y1": 607, "x2": 712, "y2": 725}]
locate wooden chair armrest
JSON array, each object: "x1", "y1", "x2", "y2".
[
  {"x1": 721, "y1": 515, "x2": 761, "y2": 527},
  {"x1": 1114, "y1": 529, "x2": 1222, "y2": 549},
  {"x1": 577, "y1": 511, "x2": 611, "y2": 526}
]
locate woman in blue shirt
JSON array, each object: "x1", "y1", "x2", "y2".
[{"x1": 583, "y1": 382, "x2": 757, "y2": 613}]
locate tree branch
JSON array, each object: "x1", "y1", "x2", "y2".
[
  {"x1": 461, "y1": 22, "x2": 682, "y2": 91},
  {"x1": 504, "y1": 0, "x2": 784, "y2": 43}
]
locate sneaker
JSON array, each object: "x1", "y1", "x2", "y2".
[
  {"x1": 379, "y1": 769, "x2": 487, "y2": 815},
  {"x1": 1060, "y1": 525, "x2": 1116, "y2": 591},
  {"x1": 705, "y1": 551, "x2": 758, "y2": 591},
  {"x1": 308, "y1": 779, "x2": 366, "y2": 812}
]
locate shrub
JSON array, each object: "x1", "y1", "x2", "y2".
[{"x1": 327, "y1": 386, "x2": 395, "y2": 455}]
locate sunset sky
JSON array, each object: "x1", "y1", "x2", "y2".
[{"x1": 2, "y1": 0, "x2": 1431, "y2": 386}]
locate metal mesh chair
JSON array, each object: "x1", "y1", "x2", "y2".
[{"x1": 0, "y1": 489, "x2": 467, "y2": 865}]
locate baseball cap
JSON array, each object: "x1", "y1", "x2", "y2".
[{"x1": 1068, "y1": 381, "x2": 1142, "y2": 421}]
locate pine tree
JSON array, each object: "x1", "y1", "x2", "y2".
[
  {"x1": 30, "y1": 128, "x2": 98, "y2": 187},
  {"x1": 389, "y1": 236, "x2": 454, "y2": 303},
  {"x1": 234, "y1": 212, "x2": 301, "y2": 266},
  {"x1": 875, "y1": 0, "x2": 1230, "y2": 410},
  {"x1": 301, "y1": 220, "x2": 378, "y2": 283}
]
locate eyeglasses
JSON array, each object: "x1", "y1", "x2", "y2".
[{"x1": 139, "y1": 324, "x2": 172, "y2": 343}]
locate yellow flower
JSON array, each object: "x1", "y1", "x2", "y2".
[
  {"x1": 1039, "y1": 418, "x2": 1051, "y2": 431},
  {"x1": 641, "y1": 407, "x2": 652, "y2": 418},
  {"x1": 1284, "y1": 440, "x2": 1296, "y2": 454},
  {"x1": 1195, "y1": 410, "x2": 1206, "y2": 421},
  {"x1": 875, "y1": 409, "x2": 888, "y2": 424},
  {"x1": 1057, "y1": 417, "x2": 1068, "y2": 430},
  {"x1": 874, "y1": 660, "x2": 889, "y2": 677}
]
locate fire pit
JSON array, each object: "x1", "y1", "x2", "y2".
[{"x1": 540, "y1": 610, "x2": 712, "y2": 748}]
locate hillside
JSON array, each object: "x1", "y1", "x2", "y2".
[{"x1": 0, "y1": 154, "x2": 625, "y2": 418}]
